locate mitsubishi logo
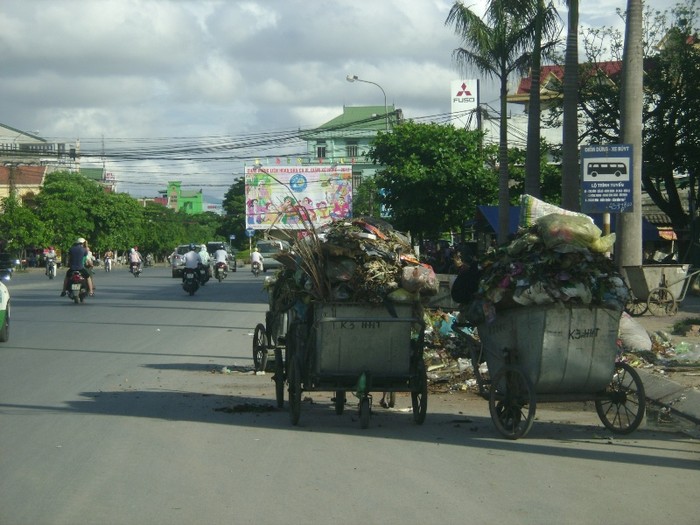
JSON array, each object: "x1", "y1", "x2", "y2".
[{"x1": 455, "y1": 83, "x2": 472, "y2": 96}]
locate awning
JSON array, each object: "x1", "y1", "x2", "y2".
[
  {"x1": 658, "y1": 228, "x2": 677, "y2": 241},
  {"x1": 476, "y1": 205, "x2": 661, "y2": 241}
]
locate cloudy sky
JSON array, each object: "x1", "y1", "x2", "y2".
[{"x1": 1, "y1": 0, "x2": 676, "y2": 200}]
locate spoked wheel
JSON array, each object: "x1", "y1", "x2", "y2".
[
  {"x1": 625, "y1": 299, "x2": 648, "y2": 317},
  {"x1": 647, "y1": 287, "x2": 677, "y2": 316},
  {"x1": 252, "y1": 323, "x2": 268, "y2": 372},
  {"x1": 359, "y1": 396, "x2": 371, "y2": 429},
  {"x1": 411, "y1": 358, "x2": 428, "y2": 425},
  {"x1": 595, "y1": 361, "x2": 646, "y2": 434},
  {"x1": 274, "y1": 347, "x2": 284, "y2": 409},
  {"x1": 489, "y1": 365, "x2": 536, "y2": 439},
  {"x1": 334, "y1": 390, "x2": 345, "y2": 415},
  {"x1": 288, "y1": 355, "x2": 302, "y2": 425}
]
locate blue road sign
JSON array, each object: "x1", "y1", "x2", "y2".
[{"x1": 581, "y1": 144, "x2": 633, "y2": 214}]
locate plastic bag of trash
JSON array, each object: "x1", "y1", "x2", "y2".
[
  {"x1": 536, "y1": 213, "x2": 610, "y2": 253},
  {"x1": 401, "y1": 265, "x2": 439, "y2": 296},
  {"x1": 520, "y1": 194, "x2": 594, "y2": 227},
  {"x1": 618, "y1": 312, "x2": 652, "y2": 353}
]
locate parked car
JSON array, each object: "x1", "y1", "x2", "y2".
[
  {"x1": 0, "y1": 280, "x2": 10, "y2": 342},
  {"x1": 170, "y1": 244, "x2": 192, "y2": 278},
  {"x1": 256, "y1": 239, "x2": 291, "y2": 272}
]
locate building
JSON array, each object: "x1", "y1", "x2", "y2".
[
  {"x1": 159, "y1": 181, "x2": 204, "y2": 214},
  {"x1": 301, "y1": 105, "x2": 402, "y2": 189}
]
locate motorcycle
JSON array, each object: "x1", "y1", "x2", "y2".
[
  {"x1": 130, "y1": 262, "x2": 142, "y2": 277},
  {"x1": 182, "y1": 267, "x2": 199, "y2": 296},
  {"x1": 104, "y1": 257, "x2": 112, "y2": 272},
  {"x1": 67, "y1": 271, "x2": 88, "y2": 304},
  {"x1": 251, "y1": 261, "x2": 261, "y2": 277},
  {"x1": 197, "y1": 263, "x2": 210, "y2": 285},
  {"x1": 46, "y1": 258, "x2": 57, "y2": 279},
  {"x1": 214, "y1": 261, "x2": 227, "y2": 282}
]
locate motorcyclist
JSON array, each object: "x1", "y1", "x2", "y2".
[
  {"x1": 45, "y1": 246, "x2": 57, "y2": 276},
  {"x1": 213, "y1": 247, "x2": 229, "y2": 272},
  {"x1": 128, "y1": 247, "x2": 142, "y2": 273},
  {"x1": 250, "y1": 247, "x2": 264, "y2": 273},
  {"x1": 182, "y1": 243, "x2": 202, "y2": 281},
  {"x1": 61, "y1": 237, "x2": 94, "y2": 296},
  {"x1": 103, "y1": 249, "x2": 114, "y2": 271},
  {"x1": 199, "y1": 244, "x2": 211, "y2": 278}
]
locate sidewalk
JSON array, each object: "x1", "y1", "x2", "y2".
[{"x1": 632, "y1": 293, "x2": 700, "y2": 435}]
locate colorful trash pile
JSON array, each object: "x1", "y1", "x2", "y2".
[
  {"x1": 466, "y1": 211, "x2": 631, "y2": 324},
  {"x1": 265, "y1": 218, "x2": 439, "y2": 314}
]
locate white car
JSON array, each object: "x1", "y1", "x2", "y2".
[{"x1": 0, "y1": 281, "x2": 9, "y2": 342}]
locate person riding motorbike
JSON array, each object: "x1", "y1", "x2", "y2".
[
  {"x1": 103, "y1": 249, "x2": 114, "y2": 271},
  {"x1": 182, "y1": 244, "x2": 202, "y2": 281},
  {"x1": 198, "y1": 244, "x2": 211, "y2": 279},
  {"x1": 61, "y1": 237, "x2": 94, "y2": 296},
  {"x1": 250, "y1": 247, "x2": 264, "y2": 273},
  {"x1": 128, "y1": 247, "x2": 142, "y2": 273},
  {"x1": 45, "y1": 246, "x2": 57, "y2": 276},
  {"x1": 213, "y1": 247, "x2": 229, "y2": 271}
]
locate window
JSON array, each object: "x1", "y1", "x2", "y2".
[
  {"x1": 316, "y1": 141, "x2": 326, "y2": 158},
  {"x1": 346, "y1": 142, "x2": 358, "y2": 158}
]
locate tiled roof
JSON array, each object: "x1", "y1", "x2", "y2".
[
  {"x1": 514, "y1": 61, "x2": 623, "y2": 97},
  {"x1": 0, "y1": 165, "x2": 47, "y2": 185}
]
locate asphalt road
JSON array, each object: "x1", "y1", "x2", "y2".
[{"x1": 1, "y1": 266, "x2": 699, "y2": 525}]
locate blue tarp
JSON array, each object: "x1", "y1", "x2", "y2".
[{"x1": 476, "y1": 205, "x2": 660, "y2": 241}]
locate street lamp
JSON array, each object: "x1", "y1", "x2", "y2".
[{"x1": 346, "y1": 75, "x2": 389, "y2": 132}]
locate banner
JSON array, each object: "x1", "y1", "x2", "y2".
[{"x1": 245, "y1": 164, "x2": 353, "y2": 230}]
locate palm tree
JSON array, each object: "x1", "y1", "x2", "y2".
[
  {"x1": 524, "y1": 0, "x2": 561, "y2": 198},
  {"x1": 617, "y1": 0, "x2": 644, "y2": 267},
  {"x1": 561, "y1": 0, "x2": 580, "y2": 211},
  {"x1": 446, "y1": 0, "x2": 532, "y2": 245}
]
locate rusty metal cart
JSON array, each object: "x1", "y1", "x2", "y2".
[
  {"x1": 282, "y1": 302, "x2": 427, "y2": 429},
  {"x1": 467, "y1": 304, "x2": 646, "y2": 439},
  {"x1": 622, "y1": 264, "x2": 699, "y2": 317}
]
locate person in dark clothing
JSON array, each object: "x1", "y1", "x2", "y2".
[
  {"x1": 60, "y1": 237, "x2": 94, "y2": 296},
  {"x1": 450, "y1": 257, "x2": 481, "y2": 304}
]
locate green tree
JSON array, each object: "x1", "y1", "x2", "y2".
[
  {"x1": 0, "y1": 195, "x2": 47, "y2": 254},
  {"x1": 142, "y1": 203, "x2": 188, "y2": 260},
  {"x1": 219, "y1": 178, "x2": 246, "y2": 250},
  {"x1": 506, "y1": 140, "x2": 563, "y2": 204},
  {"x1": 368, "y1": 121, "x2": 498, "y2": 241},
  {"x1": 446, "y1": 0, "x2": 533, "y2": 244}
]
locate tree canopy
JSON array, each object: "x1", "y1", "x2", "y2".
[{"x1": 369, "y1": 121, "x2": 498, "y2": 241}]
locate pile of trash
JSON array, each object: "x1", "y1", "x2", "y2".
[
  {"x1": 265, "y1": 218, "x2": 439, "y2": 313},
  {"x1": 467, "y1": 209, "x2": 631, "y2": 324}
]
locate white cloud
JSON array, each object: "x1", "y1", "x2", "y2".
[{"x1": 0, "y1": 0, "x2": 679, "y2": 197}]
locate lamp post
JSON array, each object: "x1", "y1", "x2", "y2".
[{"x1": 346, "y1": 75, "x2": 389, "y2": 132}]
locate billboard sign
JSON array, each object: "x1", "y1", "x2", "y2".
[
  {"x1": 581, "y1": 144, "x2": 633, "y2": 214},
  {"x1": 450, "y1": 79, "x2": 479, "y2": 130},
  {"x1": 245, "y1": 164, "x2": 353, "y2": 230}
]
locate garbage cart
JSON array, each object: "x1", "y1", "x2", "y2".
[
  {"x1": 473, "y1": 304, "x2": 646, "y2": 439},
  {"x1": 622, "y1": 264, "x2": 696, "y2": 316},
  {"x1": 283, "y1": 302, "x2": 427, "y2": 429}
]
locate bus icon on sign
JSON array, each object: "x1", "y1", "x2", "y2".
[{"x1": 587, "y1": 161, "x2": 627, "y2": 178}]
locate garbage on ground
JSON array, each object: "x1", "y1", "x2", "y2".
[{"x1": 618, "y1": 312, "x2": 653, "y2": 353}]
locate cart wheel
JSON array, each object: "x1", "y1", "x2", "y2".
[
  {"x1": 647, "y1": 287, "x2": 678, "y2": 316},
  {"x1": 489, "y1": 365, "x2": 536, "y2": 440},
  {"x1": 595, "y1": 361, "x2": 646, "y2": 434},
  {"x1": 274, "y1": 347, "x2": 284, "y2": 409},
  {"x1": 334, "y1": 390, "x2": 345, "y2": 415},
  {"x1": 359, "y1": 396, "x2": 370, "y2": 429},
  {"x1": 411, "y1": 358, "x2": 428, "y2": 425},
  {"x1": 253, "y1": 323, "x2": 268, "y2": 372},
  {"x1": 625, "y1": 299, "x2": 648, "y2": 317},
  {"x1": 288, "y1": 355, "x2": 302, "y2": 425}
]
